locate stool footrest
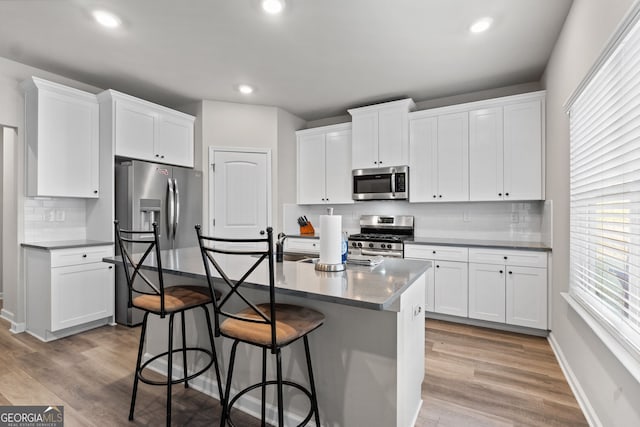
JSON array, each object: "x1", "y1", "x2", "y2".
[
  {"x1": 226, "y1": 380, "x2": 315, "y2": 427},
  {"x1": 137, "y1": 346, "x2": 214, "y2": 386}
]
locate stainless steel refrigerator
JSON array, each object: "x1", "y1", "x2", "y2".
[{"x1": 114, "y1": 159, "x2": 202, "y2": 325}]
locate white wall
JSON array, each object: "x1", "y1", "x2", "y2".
[
  {"x1": 276, "y1": 108, "x2": 306, "y2": 231},
  {"x1": 0, "y1": 127, "x2": 3, "y2": 296},
  {"x1": 542, "y1": 0, "x2": 640, "y2": 425}
]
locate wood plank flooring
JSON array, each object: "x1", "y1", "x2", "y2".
[{"x1": 0, "y1": 312, "x2": 587, "y2": 426}]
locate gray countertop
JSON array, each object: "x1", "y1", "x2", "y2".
[
  {"x1": 21, "y1": 240, "x2": 114, "y2": 250},
  {"x1": 405, "y1": 237, "x2": 551, "y2": 251},
  {"x1": 103, "y1": 246, "x2": 431, "y2": 311}
]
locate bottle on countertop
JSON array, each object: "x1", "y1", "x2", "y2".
[{"x1": 341, "y1": 232, "x2": 348, "y2": 264}]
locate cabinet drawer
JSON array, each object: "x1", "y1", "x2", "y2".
[
  {"x1": 50, "y1": 245, "x2": 114, "y2": 268},
  {"x1": 284, "y1": 238, "x2": 319, "y2": 255},
  {"x1": 468, "y1": 248, "x2": 547, "y2": 268},
  {"x1": 404, "y1": 244, "x2": 468, "y2": 262}
]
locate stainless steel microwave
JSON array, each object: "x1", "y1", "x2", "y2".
[{"x1": 352, "y1": 165, "x2": 408, "y2": 200}]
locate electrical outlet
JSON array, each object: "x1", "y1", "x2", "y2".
[{"x1": 412, "y1": 304, "x2": 423, "y2": 319}]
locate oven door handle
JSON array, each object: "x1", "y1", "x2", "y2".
[{"x1": 361, "y1": 248, "x2": 403, "y2": 258}]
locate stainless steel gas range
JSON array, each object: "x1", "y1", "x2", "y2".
[{"x1": 348, "y1": 215, "x2": 414, "y2": 258}]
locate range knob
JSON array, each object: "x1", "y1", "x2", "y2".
[
  {"x1": 352, "y1": 242, "x2": 358, "y2": 247},
  {"x1": 357, "y1": 242, "x2": 363, "y2": 248},
  {"x1": 369, "y1": 243, "x2": 374, "y2": 248},
  {"x1": 387, "y1": 244, "x2": 392, "y2": 249}
]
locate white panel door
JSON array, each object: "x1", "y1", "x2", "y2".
[
  {"x1": 503, "y1": 100, "x2": 543, "y2": 200},
  {"x1": 506, "y1": 266, "x2": 547, "y2": 329},
  {"x1": 378, "y1": 107, "x2": 408, "y2": 167},
  {"x1": 297, "y1": 133, "x2": 326, "y2": 204},
  {"x1": 469, "y1": 107, "x2": 503, "y2": 201},
  {"x1": 351, "y1": 111, "x2": 378, "y2": 169},
  {"x1": 115, "y1": 99, "x2": 156, "y2": 161},
  {"x1": 212, "y1": 150, "x2": 270, "y2": 240},
  {"x1": 433, "y1": 260, "x2": 468, "y2": 317},
  {"x1": 51, "y1": 263, "x2": 114, "y2": 331},
  {"x1": 437, "y1": 112, "x2": 469, "y2": 201},
  {"x1": 37, "y1": 89, "x2": 99, "y2": 198},
  {"x1": 409, "y1": 116, "x2": 438, "y2": 202},
  {"x1": 324, "y1": 129, "x2": 354, "y2": 204},
  {"x1": 157, "y1": 114, "x2": 194, "y2": 167},
  {"x1": 468, "y1": 263, "x2": 506, "y2": 323}
]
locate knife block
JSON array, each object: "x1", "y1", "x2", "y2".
[{"x1": 300, "y1": 222, "x2": 315, "y2": 235}]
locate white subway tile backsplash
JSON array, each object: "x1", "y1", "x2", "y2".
[
  {"x1": 23, "y1": 197, "x2": 87, "y2": 243},
  {"x1": 284, "y1": 200, "x2": 547, "y2": 243}
]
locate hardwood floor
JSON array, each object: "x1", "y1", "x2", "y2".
[{"x1": 0, "y1": 312, "x2": 587, "y2": 426}]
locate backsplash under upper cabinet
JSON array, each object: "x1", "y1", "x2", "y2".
[{"x1": 21, "y1": 77, "x2": 100, "y2": 198}]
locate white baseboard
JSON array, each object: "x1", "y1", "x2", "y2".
[
  {"x1": 548, "y1": 332, "x2": 602, "y2": 427},
  {"x1": 0, "y1": 308, "x2": 26, "y2": 333},
  {"x1": 143, "y1": 352, "x2": 315, "y2": 426}
]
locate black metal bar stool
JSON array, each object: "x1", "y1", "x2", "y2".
[
  {"x1": 114, "y1": 221, "x2": 224, "y2": 427},
  {"x1": 195, "y1": 225, "x2": 324, "y2": 427}
]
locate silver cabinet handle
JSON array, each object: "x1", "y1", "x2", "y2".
[{"x1": 173, "y1": 178, "x2": 180, "y2": 240}]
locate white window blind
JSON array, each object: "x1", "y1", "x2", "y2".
[{"x1": 569, "y1": 13, "x2": 640, "y2": 362}]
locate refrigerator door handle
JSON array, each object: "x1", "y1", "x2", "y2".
[
  {"x1": 167, "y1": 178, "x2": 175, "y2": 240},
  {"x1": 173, "y1": 178, "x2": 180, "y2": 240}
]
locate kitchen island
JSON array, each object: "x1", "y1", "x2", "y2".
[{"x1": 104, "y1": 247, "x2": 430, "y2": 427}]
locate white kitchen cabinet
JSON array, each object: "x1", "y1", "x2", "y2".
[
  {"x1": 349, "y1": 99, "x2": 415, "y2": 169},
  {"x1": 469, "y1": 95, "x2": 544, "y2": 201},
  {"x1": 404, "y1": 244, "x2": 468, "y2": 316},
  {"x1": 297, "y1": 123, "x2": 353, "y2": 205},
  {"x1": 22, "y1": 76, "x2": 100, "y2": 198},
  {"x1": 468, "y1": 247, "x2": 547, "y2": 330},
  {"x1": 98, "y1": 90, "x2": 195, "y2": 167},
  {"x1": 25, "y1": 244, "x2": 115, "y2": 342},
  {"x1": 409, "y1": 112, "x2": 469, "y2": 202},
  {"x1": 283, "y1": 237, "x2": 319, "y2": 255}
]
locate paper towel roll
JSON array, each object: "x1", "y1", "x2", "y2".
[{"x1": 319, "y1": 215, "x2": 342, "y2": 265}]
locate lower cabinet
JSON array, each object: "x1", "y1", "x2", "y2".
[
  {"x1": 25, "y1": 245, "x2": 115, "y2": 341},
  {"x1": 406, "y1": 243, "x2": 549, "y2": 333},
  {"x1": 433, "y1": 261, "x2": 469, "y2": 317},
  {"x1": 283, "y1": 237, "x2": 319, "y2": 255}
]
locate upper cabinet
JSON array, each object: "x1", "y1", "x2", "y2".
[
  {"x1": 297, "y1": 123, "x2": 353, "y2": 205},
  {"x1": 469, "y1": 94, "x2": 544, "y2": 201},
  {"x1": 22, "y1": 77, "x2": 100, "y2": 198},
  {"x1": 348, "y1": 99, "x2": 415, "y2": 169},
  {"x1": 98, "y1": 90, "x2": 195, "y2": 168},
  {"x1": 409, "y1": 111, "x2": 469, "y2": 202}
]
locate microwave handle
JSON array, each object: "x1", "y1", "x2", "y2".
[{"x1": 391, "y1": 171, "x2": 396, "y2": 194}]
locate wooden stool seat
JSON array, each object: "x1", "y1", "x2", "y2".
[
  {"x1": 133, "y1": 286, "x2": 220, "y2": 314},
  {"x1": 221, "y1": 303, "x2": 324, "y2": 347}
]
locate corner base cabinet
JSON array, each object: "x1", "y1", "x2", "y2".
[{"x1": 24, "y1": 244, "x2": 115, "y2": 342}]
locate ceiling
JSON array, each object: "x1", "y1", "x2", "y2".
[{"x1": 0, "y1": 0, "x2": 573, "y2": 121}]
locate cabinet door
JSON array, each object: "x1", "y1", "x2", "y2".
[
  {"x1": 51, "y1": 262, "x2": 114, "y2": 331},
  {"x1": 378, "y1": 107, "x2": 409, "y2": 167},
  {"x1": 437, "y1": 112, "x2": 469, "y2": 201},
  {"x1": 34, "y1": 89, "x2": 99, "y2": 198},
  {"x1": 503, "y1": 100, "x2": 543, "y2": 200},
  {"x1": 114, "y1": 99, "x2": 156, "y2": 161},
  {"x1": 468, "y1": 263, "x2": 506, "y2": 322},
  {"x1": 409, "y1": 116, "x2": 438, "y2": 202},
  {"x1": 284, "y1": 238, "x2": 319, "y2": 254},
  {"x1": 157, "y1": 114, "x2": 194, "y2": 167},
  {"x1": 433, "y1": 260, "x2": 468, "y2": 317},
  {"x1": 425, "y1": 267, "x2": 435, "y2": 312},
  {"x1": 506, "y1": 266, "x2": 547, "y2": 329},
  {"x1": 325, "y1": 130, "x2": 354, "y2": 204},
  {"x1": 297, "y1": 133, "x2": 327, "y2": 204},
  {"x1": 469, "y1": 107, "x2": 503, "y2": 201},
  {"x1": 351, "y1": 111, "x2": 378, "y2": 169}
]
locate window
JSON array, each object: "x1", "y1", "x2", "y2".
[{"x1": 568, "y1": 12, "x2": 640, "y2": 366}]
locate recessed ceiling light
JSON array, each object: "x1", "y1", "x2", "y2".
[
  {"x1": 262, "y1": 0, "x2": 285, "y2": 15},
  {"x1": 237, "y1": 84, "x2": 255, "y2": 95},
  {"x1": 470, "y1": 17, "x2": 493, "y2": 34},
  {"x1": 92, "y1": 10, "x2": 121, "y2": 28}
]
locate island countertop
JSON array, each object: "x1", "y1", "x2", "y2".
[{"x1": 103, "y1": 246, "x2": 431, "y2": 311}]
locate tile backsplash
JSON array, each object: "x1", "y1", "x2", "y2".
[
  {"x1": 284, "y1": 200, "x2": 551, "y2": 245},
  {"x1": 23, "y1": 198, "x2": 87, "y2": 242}
]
